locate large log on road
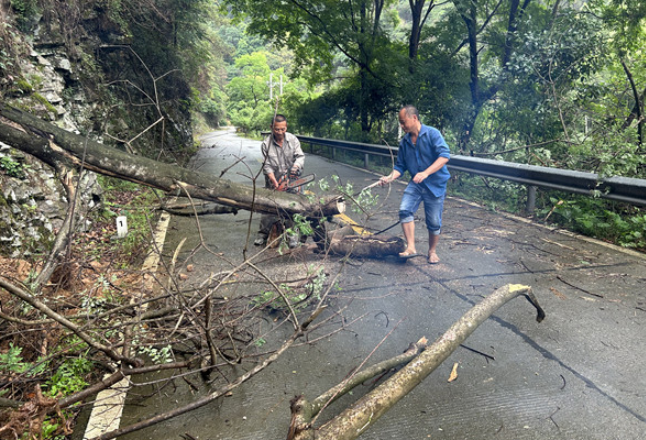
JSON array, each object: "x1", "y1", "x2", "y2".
[
  {"x1": 0, "y1": 105, "x2": 344, "y2": 218},
  {"x1": 321, "y1": 225, "x2": 406, "y2": 258}
]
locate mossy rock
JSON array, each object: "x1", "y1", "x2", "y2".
[{"x1": 16, "y1": 79, "x2": 34, "y2": 93}]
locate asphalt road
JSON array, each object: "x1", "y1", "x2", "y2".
[{"x1": 117, "y1": 128, "x2": 646, "y2": 440}]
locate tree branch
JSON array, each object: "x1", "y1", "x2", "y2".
[
  {"x1": 0, "y1": 105, "x2": 345, "y2": 219},
  {"x1": 290, "y1": 284, "x2": 544, "y2": 440}
]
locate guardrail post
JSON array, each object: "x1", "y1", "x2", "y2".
[
  {"x1": 364, "y1": 153, "x2": 369, "y2": 169},
  {"x1": 526, "y1": 185, "x2": 537, "y2": 213}
]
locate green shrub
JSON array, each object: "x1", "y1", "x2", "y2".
[
  {"x1": 0, "y1": 343, "x2": 47, "y2": 377},
  {"x1": 0, "y1": 155, "x2": 26, "y2": 178},
  {"x1": 539, "y1": 197, "x2": 646, "y2": 250},
  {"x1": 45, "y1": 356, "x2": 93, "y2": 397},
  {"x1": 10, "y1": 0, "x2": 41, "y2": 32}
]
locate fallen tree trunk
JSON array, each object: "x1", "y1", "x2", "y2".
[
  {"x1": 0, "y1": 105, "x2": 344, "y2": 219},
  {"x1": 327, "y1": 234, "x2": 406, "y2": 258},
  {"x1": 288, "y1": 284, "x2": 545, "y2": 440},
  {"x1": 315, "y1": 224, "x2": 406, "y2": 258},
  {"x1": 1, "y1": 105, "x2": 417, "y2": 260}
]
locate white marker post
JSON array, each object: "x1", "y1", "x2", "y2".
[{"x1": 116, "y1": 216, "x2": 128, "y2": 239}]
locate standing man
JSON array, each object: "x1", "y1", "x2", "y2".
[
  {"x1": 254, "y1": 114, "x2": 305, "y2": 246},
  {"x1": 379, "y1": 105, "x2": 450, "y2": 264}
]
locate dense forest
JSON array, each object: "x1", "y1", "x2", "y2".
[
  {"x1": 1, "y1": 0, "x2": 645, "y2": 247},
  {"x1": 0, "y1": 1, "x2": 645, "y2": 439}
]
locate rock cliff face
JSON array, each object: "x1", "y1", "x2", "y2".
[
  {"x1": 0, "y1": 147, "x2": 102, "y2": 257},
  {"x1": 0, "y1": 1, "x2": 192, "y2": 258},
  {"x1": 0, "y1": 23, "x2": 97, "y2": 256}
]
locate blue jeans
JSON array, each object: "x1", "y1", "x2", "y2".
[{"x1": 399, "y1": 182, "x2": 445, "y2": 235}]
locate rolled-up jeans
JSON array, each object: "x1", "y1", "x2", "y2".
[{"x1": 398, "y1": 182, "x2": 445, "y2": 235}]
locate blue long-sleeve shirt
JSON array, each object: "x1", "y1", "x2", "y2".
[{"x1": 394, "y1": 124, "x2": 451, "y2": 197}]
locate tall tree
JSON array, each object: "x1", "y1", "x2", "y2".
[
  {"x1": 221, "y1": 0, "x2": 399, "y2": 138},
  {"x1": 448, "y1": 0, "x2": 534, "y2": 150},
  {"x1": 596, "y1": 0, "x2": 646, "y2": 149},
  {"x1": 407, "y1": 0, "x2": 437, "y2": 61}
]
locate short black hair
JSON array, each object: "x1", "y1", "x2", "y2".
[{"x1": 273, "y1": 114, "x2": 287, "y2": 124}]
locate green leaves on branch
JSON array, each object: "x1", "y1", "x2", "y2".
[{"x1": 0, "y1": 343, "x2": 47, "y2": 378}]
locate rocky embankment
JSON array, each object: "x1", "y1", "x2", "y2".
[
  {"x1": 0, "y1": 4, "x2": 190, "y2": 257},
  {"x1": 0, "y1": 21, "x2": 102, "y2": 257}
]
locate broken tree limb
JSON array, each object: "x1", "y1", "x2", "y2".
[
  {"x1": 327, "y1": 234, "x2": 406, "y2": 258},
  {"x1": 0, "y1": 105, "x2": 345, "y2": 219},
  {"x1": 162, "y1": 204, "x2": 239, "y2": 216},
  {"x1": 0, "y1": 397, "x2": 22, "y2": 409},
  {"x1": 289, "y1": 284, "x2": 545, "y2": 440},
  {"x1": 311, "y1": 336, "x2": 429, "y2": 412},
  {"x1": 0, "y1": 278, "x2": 144, "y2": 368},
  {"x1": 287, "y1": 337, "x2": 429, "y2": 439},
  {"x1": 88, "y1": 325, "x2": 306, "y2": 440},
  {"x1": 321, "y1": 224, "x2": 406, "y2": 258}
]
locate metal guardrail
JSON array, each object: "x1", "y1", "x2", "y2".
[{"x1": 297, "y1": 135, "x2": 646, "y2": 208}]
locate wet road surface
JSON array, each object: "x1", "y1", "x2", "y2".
[{"x1": 118, "y1": 128, "x2": 646, "y2": 440}]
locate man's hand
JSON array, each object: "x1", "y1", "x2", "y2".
[
  {"x1": 379, "y1": 174, "x2": 395, "y2": 186},
  {"x1": 412, "y1": 172, "x2": 429, "y2": 184},
  {"x1": 289, "y1": 166, "x2": 301, "y2": 179},
  {"x1": 380, "y1": 170, "x2": 401, "y2": 186}
]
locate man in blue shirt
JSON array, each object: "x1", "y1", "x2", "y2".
[{"x1": 379, "y1": 105, "x2": 450, "y2": 264}]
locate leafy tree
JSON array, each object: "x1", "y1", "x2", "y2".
[
  {"x1": 590, "y1": 0, "x2": 646, "y2": 149},
  {"x1": 462, "y1": 8, "x2": 605, "y2": 156},
  {"x1": 217, "y1": 23, "x2": 269, "y2": 62},
  {"x1": 227, "y1": 52, "x2": 272, "y2": 111},
  {"x1": 221, "y1": 0, "x2": 404, "y2": 138},
  {"x1": 219, "y1": 0, "x2": 646, "y2": 186},
  {"x1": 225, "y1": 51, "x2": 314, "y2": 133}
]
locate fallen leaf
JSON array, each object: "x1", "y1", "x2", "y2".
[
  {"x1": 448, "y1": 362, "x2": 459, "y2": 382},
  {"x1": 549, "y1": 287, "x2": 567, "y2": 299}
]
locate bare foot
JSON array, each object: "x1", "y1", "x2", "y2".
[
  {"x1": 399, "y1": 249, "x2": 418, "y2": 259},
  {"x1": 428, "y1": 252, "x2": 440, "y2": 264}
]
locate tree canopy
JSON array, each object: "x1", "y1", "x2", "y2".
[
  {"x1": 213, "y1": 0, "x2": 646, "y2": 249},
  {"x1": 218, "y1": 0, "x2": 646, "y2": 177}
]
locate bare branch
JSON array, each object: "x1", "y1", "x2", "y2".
[{"x1": 289, "y1": 284, "x2": 544, "y2": 440}]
